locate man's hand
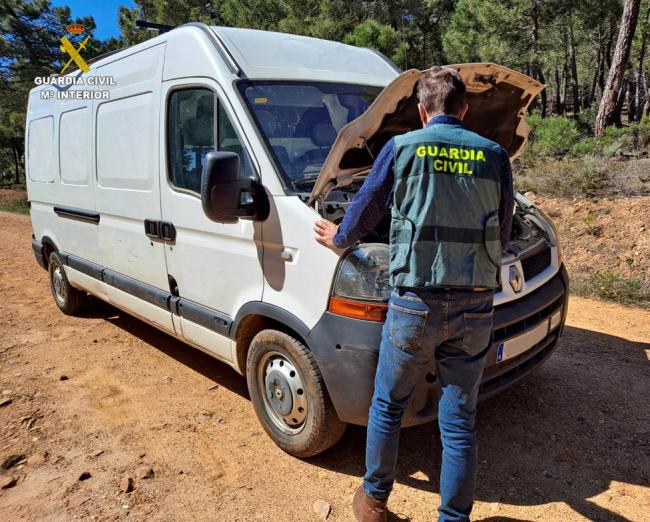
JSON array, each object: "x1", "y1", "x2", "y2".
[{"x1": 314, "y1": 219, "x2": 340, "y2": 250}]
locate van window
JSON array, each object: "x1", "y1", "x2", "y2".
[
  {"x1": 96, "y1": 93, "x2": 156, "y2": 191},
  {"x1": 168, "y1": 89, "x2": 214, "y2": 194},
  {"x1": 28, "y1": 116, "x2": 55, "y2": 183},
  {"x1": 238, "y1": 81, "x2": 381, "y2": 190},
  {"x1": 218, "y1": 103, "x2": 256, "y2": 179},
  {"x1": 167, "y1": 89, "x2": 255, "y2": 195},
  {"x1": 60, "y1": 107, "x2": 90, "y2": 186}
]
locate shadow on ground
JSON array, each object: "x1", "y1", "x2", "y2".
[
  {"x1": 312, "y1": 325, "x2": 650, "y2": 522},
  {"x1": 81, "y1": 298, "x2": 649, "y2": 521},
  {"x1": 80, "y1": 296, "x2": 248, "y2": 399}
]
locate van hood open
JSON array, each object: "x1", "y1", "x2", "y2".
[{"x1": 309, "y1": 63, "x2": 544, "y2": 203}]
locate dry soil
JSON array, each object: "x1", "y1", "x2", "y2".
[{"x1": 0, "y1": 211, "x2": 649, "y2": 522}]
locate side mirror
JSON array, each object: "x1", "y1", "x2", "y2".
[{"x1": 200, "y1": 151, "x2": 268, "y2": 223}]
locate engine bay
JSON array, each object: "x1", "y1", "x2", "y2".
[{"x1": 302, "y1": 188, "x2": 551, "y2": 258}]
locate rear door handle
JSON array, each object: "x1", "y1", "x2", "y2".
[{"x1": 144, "y1": 219, "x2": 160, "y2": 239}]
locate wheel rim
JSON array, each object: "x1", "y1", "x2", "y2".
[
  {"x1": 52, "y1": 265, "x2": 67, "y2": 305},
  {"x1": 257, "y1": 351, "x2": 308, "y2": 435}
]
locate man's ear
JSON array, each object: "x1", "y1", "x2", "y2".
[
  {"x1": 459, "y1": 103, "x2": 469, "y2": 120},
  {"x1": 418, "y1": 103, "x2": 429, "y2": 127}
]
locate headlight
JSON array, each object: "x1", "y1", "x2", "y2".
[
  {"x1": 332, "y1": 243, "x2": 391, "y2": 300},
  {"x1": 329, "y1": 244, "x2": 390, "y2": 321}
]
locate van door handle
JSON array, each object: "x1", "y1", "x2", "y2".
[
  {"x1": 144, "y1": 219, "x2": 176, "y2": 242},
  {"x1": 144, "y1": 219, "x2": 160, "y2": 239},
  {"x1": 160, "y1": 221, "x2": 176, "y2": 242}
]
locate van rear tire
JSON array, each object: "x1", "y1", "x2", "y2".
[
  {"x1": 48, "y1": 252, "x2": 86, "y2": 315},
  {"x1": 246, "y1": 329, "x2": 346, "y2": 458}
]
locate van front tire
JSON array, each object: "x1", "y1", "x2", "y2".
[
  {"x1": 246, "y1": 329, "x2": 346, "y2": 458},
  {"x1": 48, "y1": 252, "x2": 86, "y2": 315}
]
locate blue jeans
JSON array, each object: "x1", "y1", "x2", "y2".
[{"x1": 364, "y1": 288, "x2": 494, "y2": 522}]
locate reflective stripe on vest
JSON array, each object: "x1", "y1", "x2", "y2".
[{"x1": 390, "y1": 124, "x2": 503, "y2": 289}]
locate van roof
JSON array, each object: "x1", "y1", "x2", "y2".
[
  {"x1": 29, "y1": 24, "x2": 400, "y2": 96},
  {"x1": 211, "y1": 26, "x2": 400, "y2": 86}
]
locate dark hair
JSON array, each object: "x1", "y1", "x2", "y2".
[{"x1": 417, "y1": 67, "x2": 466, "y2": 116}]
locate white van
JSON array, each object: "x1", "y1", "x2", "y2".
[{"x1": 27, "y1": 23, "x2": 568, "y2": 457}]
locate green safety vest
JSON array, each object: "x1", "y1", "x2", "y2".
[{"x1": 390, "y1": 123, "x2": 503, "y2": 289}]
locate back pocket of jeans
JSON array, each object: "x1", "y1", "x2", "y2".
[
  {"x1": 461, "y1": 310, "x2": 494, "y2": 356},
  {"x1": 389, "y1": 303, "x2": 428, "y2": 352}
]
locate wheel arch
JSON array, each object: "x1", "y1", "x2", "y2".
[
  {"x1": 230, "y1": 302, "x2": 311, "y2": 375},
  {"x1": 40, "y1": 235, "x2": 59, "y2": 261}
]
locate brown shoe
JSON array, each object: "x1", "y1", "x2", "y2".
[{"x1": 352, "y1": 485, "x2": 387, "y2": 522}]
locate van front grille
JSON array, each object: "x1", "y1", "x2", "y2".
[
  {"x1": 493, "y1": 296, "x2": 563, "y2": 343},
  {"x1": 521, "y1": 246, "x2": 551, "y2": 280}
]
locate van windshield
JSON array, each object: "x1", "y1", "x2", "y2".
[{"x1": 238, "y1": 81, "x2": 382, "y2": 191}]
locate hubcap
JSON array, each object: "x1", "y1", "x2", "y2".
[
  {"x1": 52, "y1": 266, "x2": 66, "y2": 304},
  {"x1": 258, "y1": 352, "x2": 308, "y2": 434}
]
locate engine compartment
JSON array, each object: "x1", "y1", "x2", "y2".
[{"x1": 305, "y1": 188, "x2": 551, "y2": 256}]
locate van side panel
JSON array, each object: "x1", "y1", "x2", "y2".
[
  {"x1": 158, "y1": 40, "x2": 267, "y2": 361},
  {"x1": 92, "y1": 43, "x2": 173, "y2": 331},
  {"x1": 26, "y1": 73, "x2": 102, "y2": 272},
  {"x1": 261, "y1": 197, "x2": 339, "y2": 330}
]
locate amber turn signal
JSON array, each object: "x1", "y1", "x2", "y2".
[{"x1": 328, "y1": 297, "x2": 387, "y2": 322}]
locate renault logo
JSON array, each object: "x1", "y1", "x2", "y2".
[{"x1": 509, "y1": 265, "x2": 524, "y2": 293}]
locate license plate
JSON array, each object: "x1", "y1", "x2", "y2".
[{"x1": 496, "y1": 321, "x2": 549, "y2": 363}]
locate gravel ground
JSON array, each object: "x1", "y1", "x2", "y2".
[{"x1": 0, "y1": 210, "x2": 649, "y2": 521}]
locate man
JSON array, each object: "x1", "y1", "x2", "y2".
[{"x1": 314, "y1": 67, "x2": 513, "y2": 522}]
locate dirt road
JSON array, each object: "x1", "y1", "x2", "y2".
[{"x1": 1, "y1": 211, "x2": 648, "y2": 521}]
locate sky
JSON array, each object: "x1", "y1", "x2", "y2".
[{"x1": 51, "y1": 0, "x2": 136, "y2": 41}]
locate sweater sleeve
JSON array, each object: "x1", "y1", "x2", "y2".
[
  {"x1": 332, "y1": 139, "x2": 396, "y2": 248},
  {"x1": 498, "y1": 148, "x2": 514, "y2": 248}
]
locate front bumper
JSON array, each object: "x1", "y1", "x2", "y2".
[{"x1": 305, "y1": 265, "x2": 569, "y2": 426}]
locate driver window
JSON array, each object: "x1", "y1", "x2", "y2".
[
  {"x1": 168, "y1": 88, "x2": 255, "y2": 195},
  {"x1": 168, "y1": 88, "x2": 214, "y2": 194},
  {"x1": 217, "y1": 103, "x2": 256, "y2": 179}
]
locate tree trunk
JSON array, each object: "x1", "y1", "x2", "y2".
[
  {"x1": 600, "y1": 25, "x2": 614, "y2": 97},
  {"x1": 529, "y1": 0, "x2": 547, "y2": 117},
  {"x1": 635, "y1": 0, "x2": 650, "y2": 120},
  {"x1": 538, "y1": 69, "x2": 548, "y2": 117},
  {"x1": 628, "y1": 76, "x2": 637, "y2": 123},
  {"x1": 644, "y1": 72, "x2": 650, "y2": 116},
  {"x1": 595, "y1": 0, "x2": 642, "y2": 136},
  {"x1": 613, "y1": 77, "x2": 628, "y2": 126},
  {"x1": 605, "y1": 19, "x2": 615, "y2": 68},
  {"x1": 562, "y1": 59, "x2": 569, "y2": 115},
  {"x1": 588, "y1": 40, "x2": 603, "y2": 108},
  {"x1": 554, "y1": 68, "x2": 563, "y2": 114},
  {"x1": 567, "y1": 14, "x2": 581, "y2": 116},
  {"x1": 11, "y1": 144, "x2": 20, "y2": 184}
]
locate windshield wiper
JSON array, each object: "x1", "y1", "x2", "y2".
[{"x1": 292, "y1": 175, "x2": 320, "y2": 186}]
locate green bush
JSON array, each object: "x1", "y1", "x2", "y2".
[
  {"x1": 624, "y1": 116, "x2": 650, "y2": 152},
  {"x1": 637, "y1": 116, "x2": 650, "y2": 148},
  {"x1": 526, "y1": 115, "x2": 580, "y2": 156},
  {"x1": 526, "y1": 112, "x2": 544, "y2": 132},
  {"x1": 575, "y1": 105, "x2": 599, "y2": 134},
  {"x1": 589, "y1": 271, "x2": 650, "y2": 307},
  {"x1": 513, "y1": 156, "x2": 607, "y2": 198},
  {"x1": 570, "y1": 137, "x2": 598, "y2": 156},
  {"x1": 568, "y1": 120, "x2": 650, "y2": 158},
  {"x1": 570, "y1": 157, "x2": 607, "y2": 193}
]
